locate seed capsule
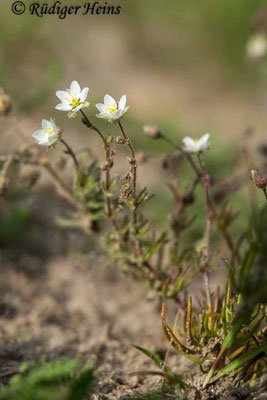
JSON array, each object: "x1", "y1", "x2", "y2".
[{"x1": 250, "y1": 169, "x2": 267, "y2": 189}]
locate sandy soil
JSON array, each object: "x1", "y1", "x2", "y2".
[{"x1": 0, "y1": 190, "x2": 266, "y2": 400}]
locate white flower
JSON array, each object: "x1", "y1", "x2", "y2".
[
  {"x1": 246, "y1": 33, "x2": 267, "y2": 60},
  {"x1": 182, "y1": 133, "x2": 210, "y2": 154},
  {"x1": 32, "y1": 119, "x2": 60, "y2": 147},
  {"x1": 96, "y1": 94, "x2": 129, "y2": 122},
  {"x1": 55, "y1": 80, "x2": 90, "y2": 118}
]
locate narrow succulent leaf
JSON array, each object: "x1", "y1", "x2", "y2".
[{"x1": 135, "y1": 346, "x2": 192, "y2": 388}]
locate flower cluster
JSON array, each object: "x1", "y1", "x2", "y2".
[
  {"x1": 32, "y1": 79, "x2": 212, "y2": 155},
  {"x1": 32, "y1": 80, "x2": 129, "y2": 147}
]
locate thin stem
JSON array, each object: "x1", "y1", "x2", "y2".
[
  {"x1": 161, "y1": 135, "x2": 202, "y2": 177},
  {"x1": 197, "y1": 154, "x2": 213, "y2": 314},
  {"x1": 118, "y1": 121, "x2": 138, "y2": 232},
  {"x1": 0, "y1": 154, "x2": 77, "y2": 206},
  {"x1": 80, "y1": 109, "x2": 106, "y2": 146},
  {"x1": 59, "y1": 138, "x2": 79, "y2": 173}
]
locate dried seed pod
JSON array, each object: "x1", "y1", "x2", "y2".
[
  {"x1": 127, "y1": 156, "x2": 135, "y2": 165},
  {"x1": 250, "y1": 169, "x2": 267, "y2": 189},
  {"x1": 101, "y1": 160, "x2": 113, "y2": 171},
  {"x1": 109, "y1": 145, "x2": 116, "y2": 160},
  {"x1": 116, "y1": 136, "x2": 127, "y2": 145},
  {"x1": 143, "y1": 125, "x2": 162, "y2": 139}
]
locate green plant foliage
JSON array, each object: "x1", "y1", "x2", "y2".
[{"x1": 0, "y1": 359, "x2": 96, "y2": 400}]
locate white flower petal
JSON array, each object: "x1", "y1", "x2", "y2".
[
  {"x1": 33, "y1": 130, "x2": 49, "y2": 145},
  {"x1": 95, "y1": 103, "x2": 105, "y2": 112},
  {"x1": 56, "y1": 90, "x2": 70, "y2": 103},
  {"x1": 120, "y1": 105, "x2": 129, "y2": 117},
  {"x1": 72, "y1": 104, "x2": 83, "y2": 113},
  {"x1": 79, "y1": 87, "x2": 89, "y2": 102},
  {"x1": 118, "y1": 95, "x2": 127, "y2": 110},
  {"x1": 112, "y1": 109, "x2": 122, "y2": 119},
  {"x1": 70, "y1": 80, "x2": 81, "y2": 96},
  {"x1": 47, "y1": 133, "x2": 57, "y2": 145},
  {"x1": 56, "y1": 103, "x2": 72, "y2": 111},
  {"x1": 32, "y1": 129, "x2": 44, "y2": 140},
  {"x1": 198, "y1": 133, "x2": 210, "y2": 150},
  {"x1": 96, "y1": 111, "x2": 113, "y2": 119},
  {"x1": 41, "y1": 119, "x2": 50, "y2": 129},
  {"x1": 104, "y1": 94, "x2": 116, "y2": 106},
  {"x1": 183, "y1": 137, "x2": 195, "y2": 148},
  {"x1": 81, "y1": 101, "x2": 90, "y2": 109}
]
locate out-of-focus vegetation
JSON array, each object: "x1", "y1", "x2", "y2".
[{"x1": 0, "y1": 359, "x2": 96, "y2": 400}]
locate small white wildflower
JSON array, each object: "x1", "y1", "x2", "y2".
[
  {"x1": 55, "y1": 80, "x2": 90, "y2": 118},
  {"x1": 246, "y1": 33, "x2": 267, "y2": 60},
  {"x1": 96, "y1": 94, "x2": 129, "y2": 123},
  {"x1": 32, "y1": 119, "x2": 60, "y2": 147},
  {"x1": 182, "y1": 133, "x2": 210, "y2": 154}
]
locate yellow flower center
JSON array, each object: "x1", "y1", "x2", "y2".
[
  {"x1": 72, "y1": 98, "x2": 80, "y2": 108},
  {"x1": 194, "y1": 138, "x2": 200, "y2": 145},
  {"x1": 106, "y1": 102, "x2": 117, "y2": 115},
  {"x1": 44, "y1": 127, "x2": 54, "y2": 135}
]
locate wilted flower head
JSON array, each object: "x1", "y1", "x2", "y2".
[
  {"x1": 96, "y1": 94, "x2": 129, "y2": 123},
  {"x1": 143, "y1": 125, "x2": 162, "y2": 139},
  {"x1": 55, "y1": 80, "x2": 89, "y2": 118},
  {"x1": 246, "y1": 33, "x2": 267, "y2": 60},
  {"x1": 0, "y1": 88, "x2": 11, "y2": 116},
  {"x1": 32, "y1": 119, "x2": 60, "y2": 147},
  {"x1": 182, "y1": 133, "x2": 210, "y2": 154},
  {"x1": 250, "y1": 169, "x2": 267, "y2": 189}
]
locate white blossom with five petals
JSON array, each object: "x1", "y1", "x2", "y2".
[
  {"x1": 55, "y1": 81, "x2": 89, "y2": 118},
  {"x1": 96, "y1": 94, "x2": 129, "y2": 123},
  {"x1": 32, "y1": 119, "x2": 60, "y2": 147},
  {"x1": 182, "y1": 133, "x2": 210, "y2": 154}
]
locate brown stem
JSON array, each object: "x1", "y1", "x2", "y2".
[
  {"x1": 59, "y1": 138, "x2": 79, "y2": 173},
  {"x1": 161, "y1": 135, "x2": 202, "y2": 177},
  {"x1": 80, "y1": 109, "x2": 106, "y2": 146},
  {"x1": 79, "y1": 110, "x2": 120, "y2": 229},
  {"x1": 118, "y1": 121, "x2": 138, "y2": 232}
]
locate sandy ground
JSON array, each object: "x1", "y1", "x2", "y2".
[{"x1": 0, "y1": 190, "x2": 266, "y2": 400}]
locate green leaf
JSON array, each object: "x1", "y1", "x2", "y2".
[
  {"x1": 211, "y1": 342, "x2": 267, "y2": 383},
  {"x1": 135, "y1": 346, "x2": 191, "y2": 388}
]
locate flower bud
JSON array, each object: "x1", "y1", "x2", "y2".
[
  {"x1": 106, "y1": 135, "x2": 113, "y2": 144},
  {"x1": 250, "y1": 169, "x2": 267, "y2": 189},
  {"x1": 0, "y1": 88, "x2": 11, "y2": 116},
  {"x1": 116, "y1": 136, "x2": 127, "y2": 145},
  {"x1": 143, "y1": 125, "x2": 162, "y2": 139},
  {"x1": 101, "y1": 160, "x2": 113, "y2": 171},
  {"x1": 127, "y1": 156, "x2": 135, "y2": 165}
]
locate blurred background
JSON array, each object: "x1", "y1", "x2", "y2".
[{"x1": 0, "y1": 0, "x2": 267, "y2": 391}]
